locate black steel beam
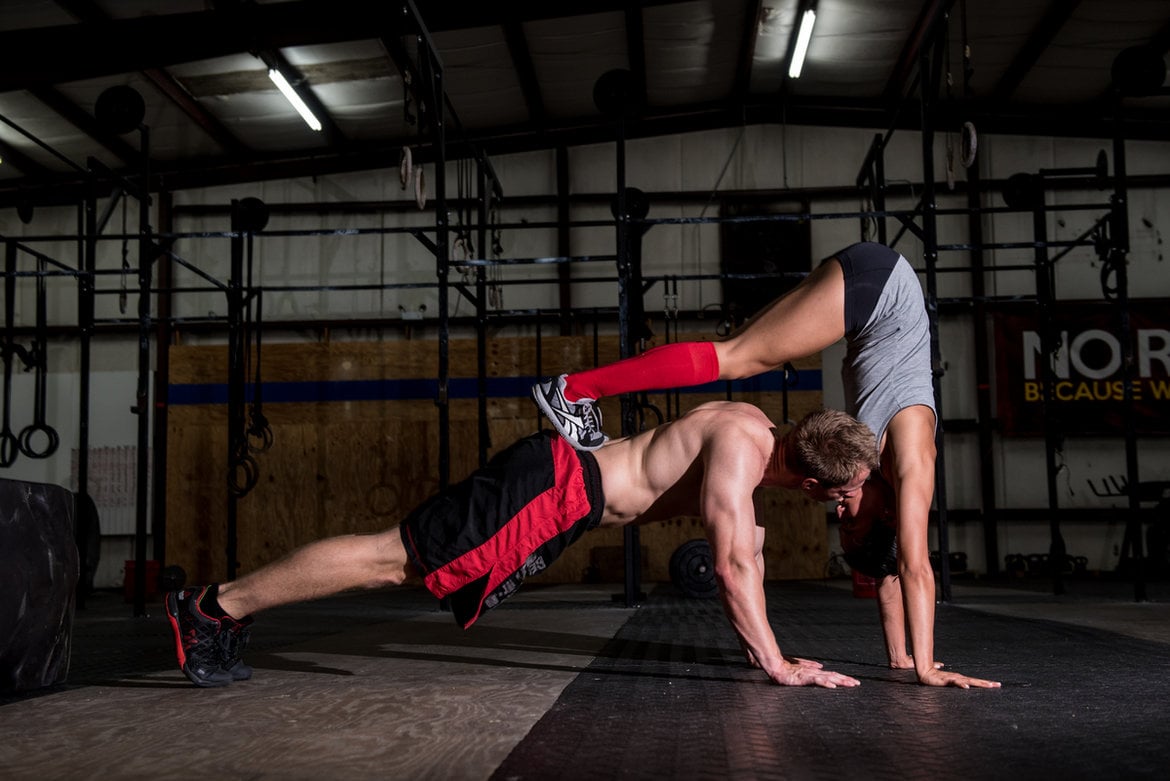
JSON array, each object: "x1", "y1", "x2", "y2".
[
  {"x1": 1, "y1": 93, "x2": 1168, "y2": 204},
  {"x1": 413, "y1": 0, "x2": 696, "y2": 35},
  {"x1": 734, "y1": 0, "x2": 763, "y2": 101},
  {"x1": 625, "y1": 6, "x2": 648, "y2": 110},
  {"x1": 51, "y1": 0, "x2": 251, "y2": 160},
  {"x1": 0, "y1": 138, "x2": 54, "y2": 178},
  {"x1": 503, "y1": 22, "x2": 546, "y2": 124},
  {"x1": 27, "y1": 86, "x2": 142, "y2": 167},
  {"x1": 884, "y1": 0, "x2": 958, "y2": 103},
  {"x1": 990, "y1": 0, "x2": 1082, "y2": 101},
  {"x1": 140, "y1": 68, "x2": 251, "y2": 158},
  {"x1": 0, "y1": 0, "x2": 409, "y2": 92}
]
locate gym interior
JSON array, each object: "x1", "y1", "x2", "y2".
[{"x1": 2, "y1": 2, "x2": 1169, "y2": 779}]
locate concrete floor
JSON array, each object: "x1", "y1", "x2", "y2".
[{"x1": 2, "y1": 576, "x2": 1168, "y2": 781}]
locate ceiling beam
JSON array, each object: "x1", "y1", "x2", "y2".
[
  {"x1": 4, "y1": 88, "x2": 1168, "y2": 207},
  {"x1": 733, "y1": 0, "x2": 764, "y2": 101},
  {"x1": 503, "y1": 22, "x2": 546, "y2": 125},
  {"x1": 27, "y1": 85, "x2": 143, "y2": 167},
  {"x1": 0, "y1": 138, "x2": 53, "y2": 178},
  {"x1": 140, "y1": 68, "x2": 251, "y2": 158},
  {"x1": 625, "y1": 7, "x2": 648, "y2": 110},
  {"x1": 884, "y1": 0, "x2": 959, "y2": 103},
  {"x1": 0, "y1": 0, "x2": 693, "y2": 95},
  {"x1": 990, "y1": 0, "x2": 1082, "y2": 101},
  {"x1": 51, "y1": 0, "x2": 252, "y2": 161},
  {"x1": 0, "y1": 0, "x2": 409, "y2": 92},
  {"x1": 414, "y1": 0, "x2": 698, "y2": 34}
]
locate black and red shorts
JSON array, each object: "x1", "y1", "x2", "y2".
[{"x1": 399, "y1": 430, "x2": 603, "y2": 628}]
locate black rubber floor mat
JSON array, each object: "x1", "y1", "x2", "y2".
[{"x1": 492, "y1": 582, "x2": 1170, "y2": 781}]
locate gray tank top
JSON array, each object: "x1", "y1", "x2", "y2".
[{"x1": 840, "y1": 256, "x2": 936, "y2": 450}]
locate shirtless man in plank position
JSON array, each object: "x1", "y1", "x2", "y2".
[{"x1": 167, "y1": 402, "x2": 876, "y2": 689}]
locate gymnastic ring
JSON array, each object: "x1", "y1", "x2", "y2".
[
  {"x1": 0, "y1": 430, "x2": 19, "y2": 467},
  {"x1": 365, "y1": 482, "x2": 400, "y2": 517},
  {"x1": 247, "y1": 410, "x2": 274, "y2": 453},
  {"x1": 247, "y1": 422, "x2": 274, "y2": 454},
  {"x1": 415, "y1": 165, "x2": 426, "y2": 210},
  {"x1": 960, "y1": 121, "x2": 977, "y2": 168},
  {"x1": 399, "y1": 147, "x2": 412, "y2": 191},
  {"x1": 17, "y1": 422, "x2": 59, "y2": 459},
  {"x1": 227, "y1": 452, "x2": 259, "y2": 497}
]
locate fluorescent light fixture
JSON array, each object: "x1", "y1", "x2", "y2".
[
  {"x1": 268, "y1": 68, "x2": 322, "y2": 132},
  {"x1": 788, "y1": 8, "x2": 816, "y2": 79}
]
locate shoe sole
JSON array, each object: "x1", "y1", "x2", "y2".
[
  {"x1": 530, "y1": 384, "x2": 606, "y2": 452},
  {"x1": 164, "y1": 592, "x2": 233, "y2": 688}
]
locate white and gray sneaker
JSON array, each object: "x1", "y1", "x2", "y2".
[{"x1": 531, "y1": 374, "x2": 608, "y2": 451}]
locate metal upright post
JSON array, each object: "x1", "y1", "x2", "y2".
[
  {"x1": 476, "y1": 160, "x2": 490, "y2": 468},
  {"x1": 557, "y1": 146, "x2": 573, "y2": 335},
  {"x1": 78, "y1": 178, "x2": 97, "y2": 581},
  {"x1": 152, "y1": 192, "x2": 174, "y2": 565},
  {"x1": 1111, "y1": 114, "x2": 1145, "y2": 602},
  {"x1": 1031, "y1": 186, "x2": 1066, "y2": 596},
  {"x1": 919, "y1": 41, "x2": 951, "y2": 602},
  {"x1": 132, "y1": 127, "x2": 153, "y2": 616},
  {"x1": 966, "y1": 163, "x2": 999, "y2": 576},
  {"x1": 428, "y1": 46, "x2": 451, "y2": 492},
  {"x1": 226, "y1": 201, "x2": 245, "y2": 581},
  {"x1": 615, "y1": 113, "x2": 643, "y2": 607}
]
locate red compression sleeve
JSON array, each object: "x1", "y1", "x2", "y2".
[{"x1": 563, "y1": 341, "x2": 720, "y2": 402}]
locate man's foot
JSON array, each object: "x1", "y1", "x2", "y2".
[
  {"x1": 531, "y1": 375, "x2": 608, "y2": 451},
  {"x1": 165, "y1": 586, "x2": 236, "y2": 688}
]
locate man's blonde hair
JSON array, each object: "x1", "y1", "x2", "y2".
[{"x1": 788, "y1": 409, "x2": 878, "y2": 487}]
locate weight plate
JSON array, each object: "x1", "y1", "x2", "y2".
[{"x1": 669, "y1": 538, "x2": 718, "y2": 599}]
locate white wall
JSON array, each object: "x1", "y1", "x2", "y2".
[{"x1": 2, "y1": 122, "x2": 1168, "y2": 584}]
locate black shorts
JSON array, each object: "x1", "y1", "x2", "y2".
[
  {"x1": 829, "y1": 242, "x2": 900, "y2": 338},
  {"x1": 399, "y1": 430, "x2": 603, "y2": 628}
]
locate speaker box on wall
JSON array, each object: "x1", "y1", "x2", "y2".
[{"x1": 719, "y1": 201, "x2": 811, "y2": 326}]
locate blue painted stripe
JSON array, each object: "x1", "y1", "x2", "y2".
[{"x1": 167, "y1": 370, "x2": 823, "y2": 405}]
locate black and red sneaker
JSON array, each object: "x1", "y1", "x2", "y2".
[
  {"x1": 165, "y1": 586, "x2": 234, "y2": 687},
  {"x1": 220, "y1": 615, "x2": 254, "y2": 681}
]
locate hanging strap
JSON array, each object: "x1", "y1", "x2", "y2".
[
  {"x1": 1, "y1": 242, "x2": 21, "y2": 466},
  {"x1": 18, "y1": 255, "x2": 60, "y2": 458}
]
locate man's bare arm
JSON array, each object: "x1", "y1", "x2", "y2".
[{"x1": 700, "y1": 423, "x2": 859, "y2": 689}]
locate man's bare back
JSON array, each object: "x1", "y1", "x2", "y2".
[{"x1": 592, "y1": 401, "x2": 778, "y2": 528}]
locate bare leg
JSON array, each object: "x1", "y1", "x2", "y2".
[
  {"x1": 560, "y1": 259, "x2": 846, "y2": 402},
  {"x1": 714, "y1": 258, "x2": 846, "y2": 379},
  {"x1": 217, "y1": 526, "x2": 414, "y2": 619}
]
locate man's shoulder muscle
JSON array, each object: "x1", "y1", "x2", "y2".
[
  {"x1": 673, "y1": 404, "x2": 774, "y2": 466},
  {"x1": 680, "y1": 400, "x2": 772, "y2": 429}
]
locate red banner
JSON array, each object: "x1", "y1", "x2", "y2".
[{"x1": 993, "y1": 301, "x2": 1170, "y2": 436}]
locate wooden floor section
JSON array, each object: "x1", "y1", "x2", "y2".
[{"x1": 1, "y1": 585, "x2": 634, "y2": 781}]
